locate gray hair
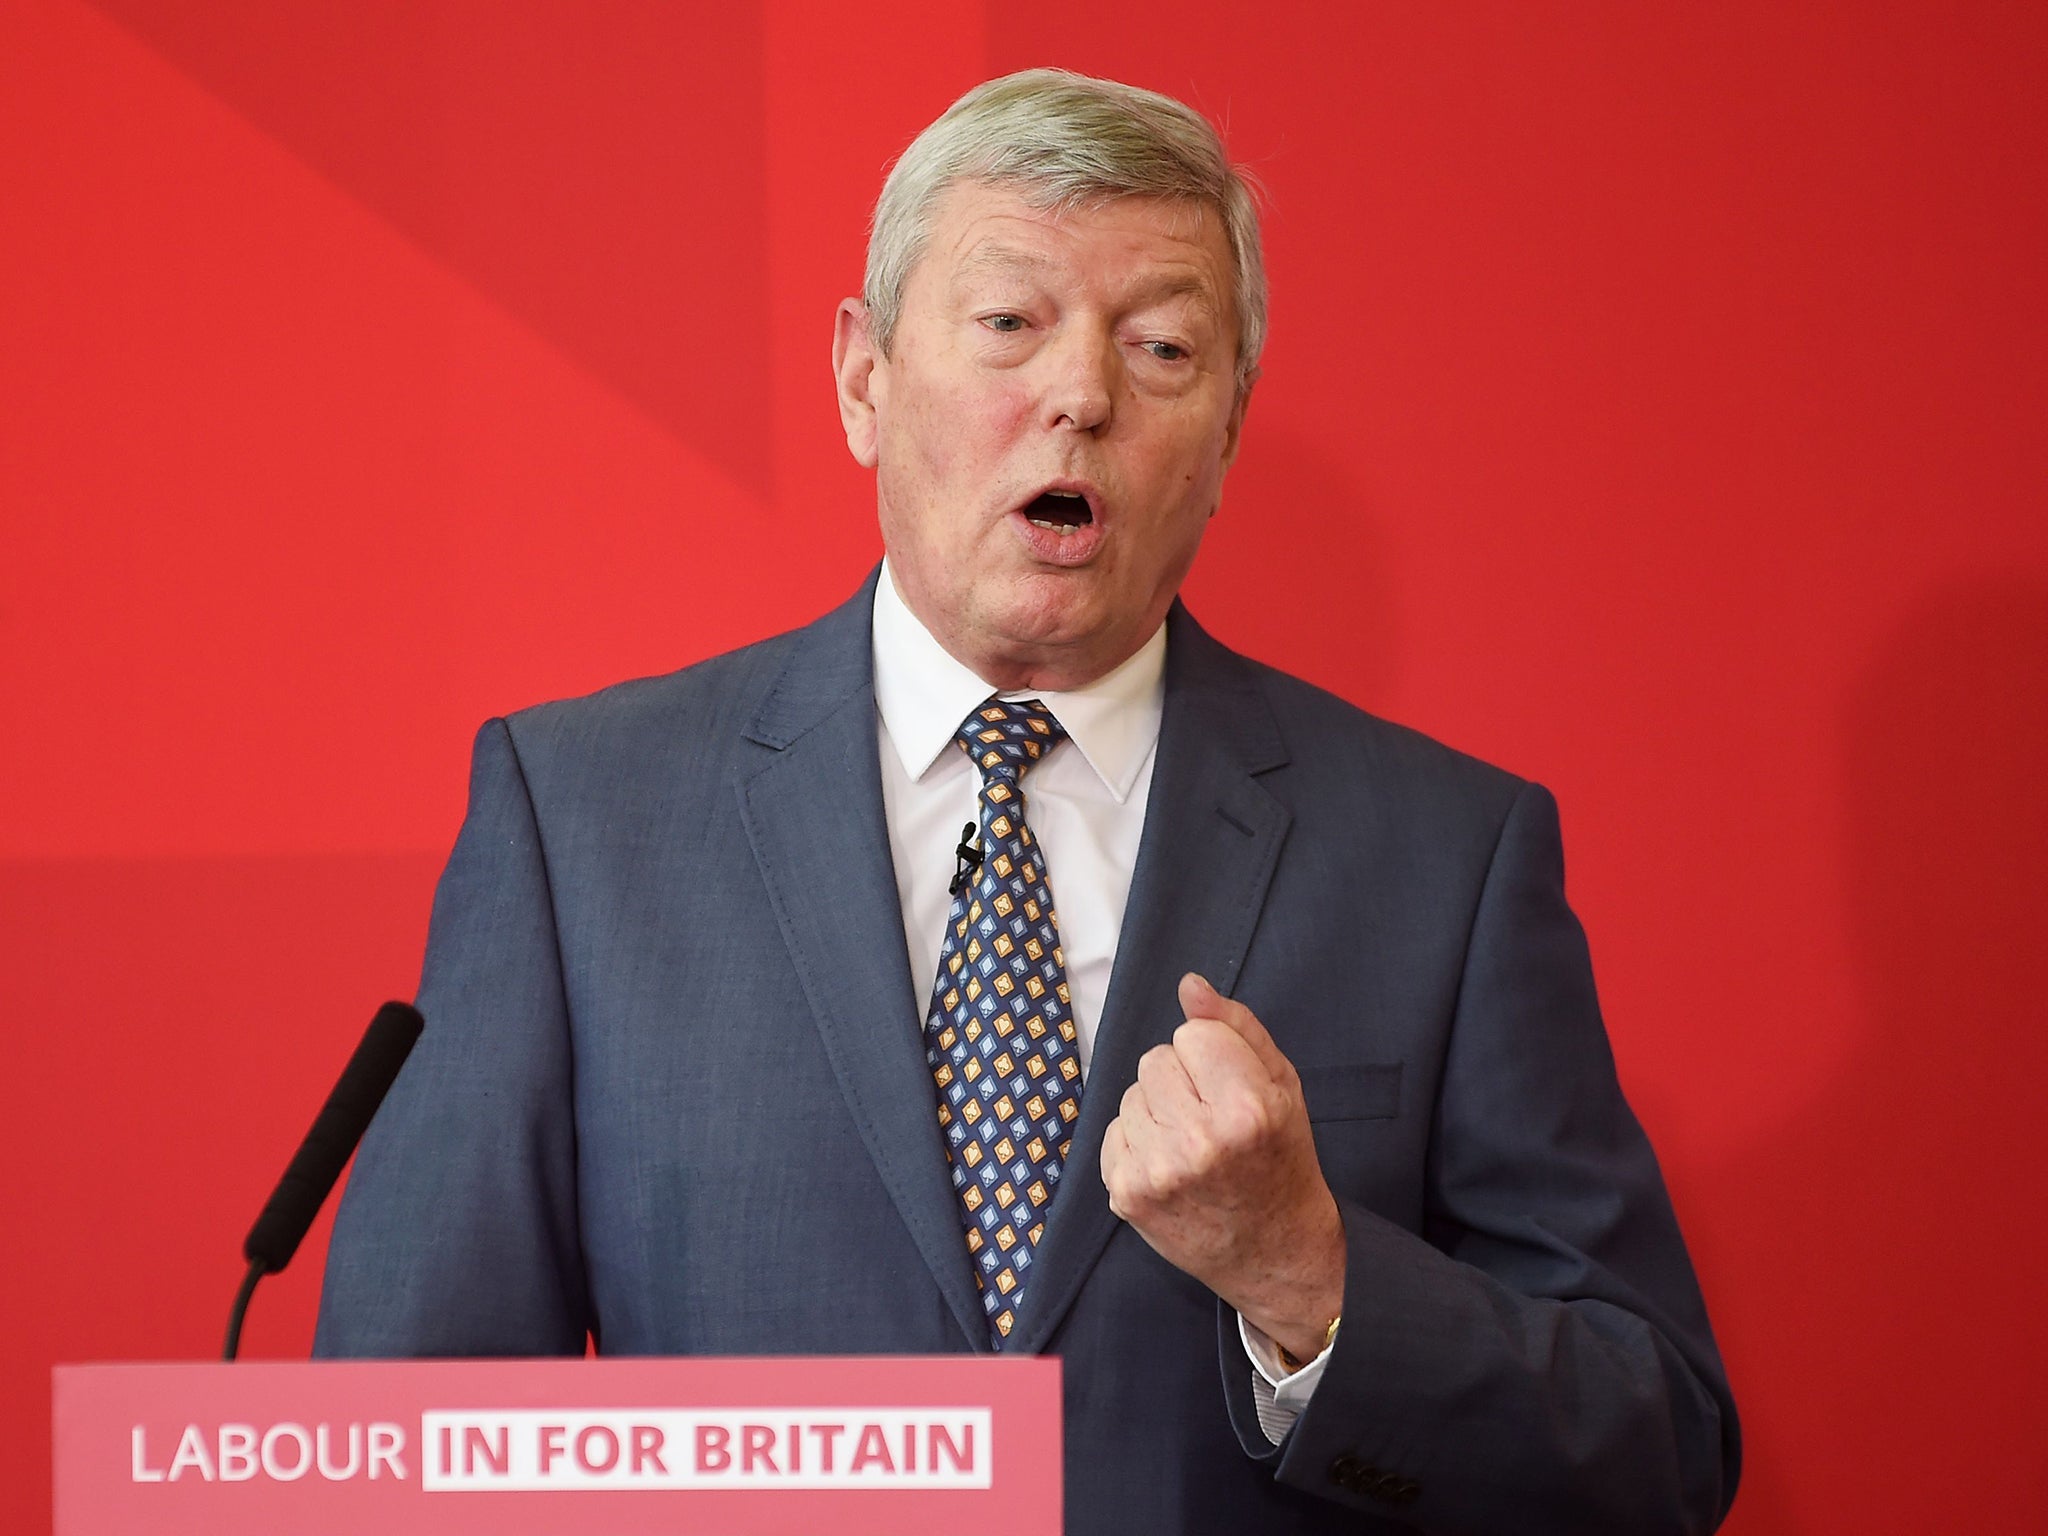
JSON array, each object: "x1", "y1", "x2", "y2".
[{"x1": 863, "y1": 68, "x2": 1266, "y2": 391}]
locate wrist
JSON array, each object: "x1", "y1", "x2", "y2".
[
  {"x1": 1238, "y1": 1194, "x2": 1346, "y2": 1364},
  {"x1": 1275, "y1": 1312, "x2": 1341, "y2": 1373},
  {"x1": 1228, "y1": 1187, "x2": 1343, "y2": 1368}
]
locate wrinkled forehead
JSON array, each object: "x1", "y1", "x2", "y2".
[{"x1": 916, "y1": 179, "x2": 1238, "y2": 313}]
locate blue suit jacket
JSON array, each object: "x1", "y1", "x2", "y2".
[{"x1": 317, "y1": 574, "x2": 1739, "y2": 1532}]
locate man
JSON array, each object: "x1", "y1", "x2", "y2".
[{"x1": 318, "y1": 69, "x2": 1739, "y2": 1532}]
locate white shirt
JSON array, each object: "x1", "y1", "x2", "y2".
[{"x1": 870, "y1": 563, "x2": 1330, "y2": 1441}]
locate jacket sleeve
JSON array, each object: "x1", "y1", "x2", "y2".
[
  {"x1": 314, "y1": 716, "x2": 591, "y2": 1357},
  {"x1": 1220, "y1": 780, "x2": 1741, "y2": 1533}
]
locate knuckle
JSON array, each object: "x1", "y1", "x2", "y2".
[
  {"x1": 1220, "y1": 1097, "x2": 1286, "y2": 1155},
  {"x1": 1247, "y1": 1089, "x2": 1283, "y2": 1135},
  {"x1": 1215, "y1": 1114, "x2": 1256, "y2": 1155},
  {"x1": 1105, "y1": 1163, "x2": 1155, "y2": 1212},
  {"x1": 1264, "y1": 1081, "x2": 1304, "y2": 1131},
  {"x1": 1105, "y1": 1181, "x2": 1133, "y2": 1221},
  {"x1": 1214, "y1": 1094, "x2": 1273, "y2": 1148},
  {"x1": 1136, "y1": 1047, "x2": 1177, "y2": 1092},
  {"x1": 1149, "y1": 1164, "x2": 1190, "y2": 1207},
  {"x1": 1180, "y1": 1137, "x2": 1221, "y2": 1182},
  {"x1": 1114, "y1": 1171, "x2": 1157, "y2": 1219}
]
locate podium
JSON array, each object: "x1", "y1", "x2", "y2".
[{"x1": 54, "y1": 1355, "x2": 1062, "y2": 1534}]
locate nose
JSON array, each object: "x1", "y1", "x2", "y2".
[{"x1": 1039, "y1": 327, "x2": 1115, "y2": 434}]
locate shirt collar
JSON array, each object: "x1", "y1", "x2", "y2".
[{"x1": 871, "y1": 559, "x2": 1166, "y2": 803}]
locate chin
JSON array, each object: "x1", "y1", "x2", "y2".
[{"x1": 979, "y1": 582, "x2": 1103, "y2": 651}]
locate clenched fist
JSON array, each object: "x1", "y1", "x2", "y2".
[{"x1": 1099, "y1": 972, "x2": 1345, "y2": 1364}]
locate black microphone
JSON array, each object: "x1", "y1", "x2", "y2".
[
  {"x1": 948, "y1": 821, "x2": 984, "y2": 897},
  {"x1": 225, "y1": 1001, "x2": 424, "y2": 1359}
]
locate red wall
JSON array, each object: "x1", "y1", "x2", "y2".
[{"x1": 5, "y1": 2, "x2": 2045, "y2": 1530}]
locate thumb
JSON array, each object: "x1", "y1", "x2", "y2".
[
  {"x1": 1178, "y1": 972, "x2": 1290, "y2": 1083},
  {"x1": 1178, "y1": 970, "x2": 1227, "y2": 1020}
]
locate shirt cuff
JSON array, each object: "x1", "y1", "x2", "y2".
[{"x1": 1237, "y1": 1311, "x2": 1333, "y2": 1446}]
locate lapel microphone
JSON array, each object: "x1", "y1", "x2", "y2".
[{"x1": 949, "y1": 821, "x2": 984, "y2": 897}]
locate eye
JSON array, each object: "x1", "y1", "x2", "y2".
[
  {"x1": 1141, "y1": 340, "x2": 1189, "y2": 362},
  {"x1": 981, "y1": 313, "x2": 1027, "y2": 334}
]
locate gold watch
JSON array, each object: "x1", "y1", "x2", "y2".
[{"x1": 1277, "y1": 1313, "x2": 1341, "y2": 1374}]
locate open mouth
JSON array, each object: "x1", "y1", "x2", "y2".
[{"x1": 1023, "y1": 489, "x2": 1095, "y2": 534}]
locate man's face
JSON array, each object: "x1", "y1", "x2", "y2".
[{"x1": 834, "y1": 180, "x2": 1251, "y2": 691}]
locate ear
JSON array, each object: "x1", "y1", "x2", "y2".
[{"x1": 832, "y1": 298, "x2": 883, "y2": 469}]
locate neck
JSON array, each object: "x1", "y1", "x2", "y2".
[{"x1": 883, "y1": 571, "x2": 1153, "y2": 694}]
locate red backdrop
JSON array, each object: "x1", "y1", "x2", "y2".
[{"x1": 4, "y1": 2, "x2": 2045, "y2": 1530}]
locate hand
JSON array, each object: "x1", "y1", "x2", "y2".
[{"x1": 1099, "y1": 973, "x2": 1345, "y2": 1363}]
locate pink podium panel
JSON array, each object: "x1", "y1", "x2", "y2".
[{"x1": 54, "y1": 1355, "x2": 1061, "y2": 1535}]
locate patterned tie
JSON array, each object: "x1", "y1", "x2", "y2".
[{"x1": 923, "y1": 698, "x2": 1083, "y2": 1348}]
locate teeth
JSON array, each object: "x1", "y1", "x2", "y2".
[{"x1": 1027, "y1": 519, "x2": 1079, "y2": 533}]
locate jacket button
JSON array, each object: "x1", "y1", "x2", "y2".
[
  {"x1": 1328, "y1": 1454, "x2": 1415, "y2": 1501},
  {"x1": 1327, "y1": 1458, "x2": 1409, "y2": 1507}
]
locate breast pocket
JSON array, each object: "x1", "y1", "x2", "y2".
[{"x1": 1300, "y1": 1062, "x2": 1403, "y2": 1122}]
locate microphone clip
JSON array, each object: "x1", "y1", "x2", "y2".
[{"x1": 949, "y1": 821, "x2": 984, "y2": 898}]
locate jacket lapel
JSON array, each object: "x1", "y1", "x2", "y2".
[
  {"x1": 1010, "y1": 605, "x2": 1292, "y2": 1356},
  {"x1": 733, "y1": 574, "x2": 989, "y2": 1348}
]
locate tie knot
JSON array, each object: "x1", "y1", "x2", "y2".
[{"x1": 956, "y1": 697, "x2": 1067, "y2": 782}]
